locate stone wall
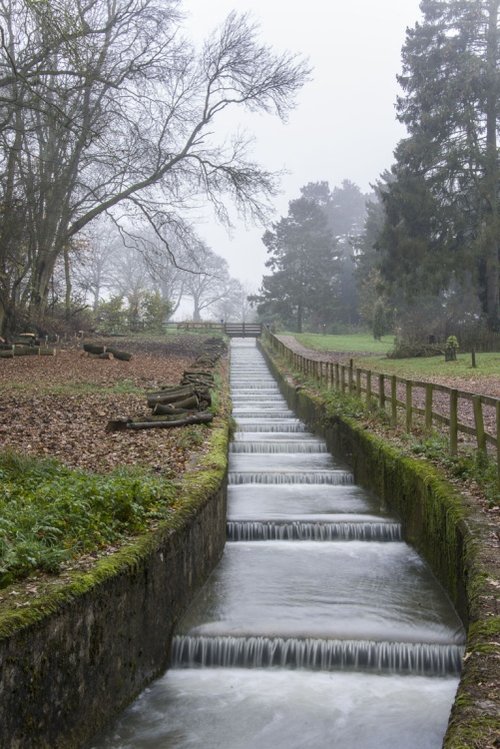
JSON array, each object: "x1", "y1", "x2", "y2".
[
  {"x1": 259, "y1": 340, "x2": 499, "y2": 749},
  {"x1": 0, "y1": 446, "x2": 228, "y2": 748}
]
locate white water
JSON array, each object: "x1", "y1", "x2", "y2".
[{"x1": 92, "y1": 670, "x2": 460, "y2": 749}]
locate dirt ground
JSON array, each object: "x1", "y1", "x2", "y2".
[{"x1": 0, "y1": 336, "x2": 217, "y2": 476}]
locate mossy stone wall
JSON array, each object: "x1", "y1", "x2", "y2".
[
  {"x1": 0, "y1": 454, "x2": 228, "y2": 748},
  {"x1": 259, "y1": 341, "x2": 499, "y2": 749}
]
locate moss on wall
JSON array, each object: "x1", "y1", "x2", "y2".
[
  {"x1": 259, "y1": 340, "x2": 499, "y2": 749},
  {"x1": 0, "y1": 389, "x2": 230, "y2": 748}
]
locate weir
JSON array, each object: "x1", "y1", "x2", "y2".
[{"x1": 92, "y1": 339, "x2": 465, "y2": 749}]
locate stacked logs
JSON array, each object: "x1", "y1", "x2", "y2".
[
  {"x1": 83, "y1": 344, "x2": 132, "y2": 361},
  {"x1": 107, "y1": 336, "x2": 227, "y2": 431},
  {"x1": 0, "y1": 333, "x2": 56, "y2": 358}
]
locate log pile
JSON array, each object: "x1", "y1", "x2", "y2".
[
  {"x1": 107, "y1": 336, "x2": 227, "y2": 431},
  {"x1": 0, "y1": 331, "x2": 57, "y2": 358},
  {"x1": 0, "y1": 345, "x2": 56, "y2": 358},
  {"x1": 83, "y1": 343, "x2": 132, "y2": 361}
]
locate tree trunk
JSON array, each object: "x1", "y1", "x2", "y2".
[
  {"x1": 64, "y1": 245, "x2": 72, "y2": 320},
  {"x1": 192, "y1": 299, "x2": 202, "y2": 322},
  {"x1": 297, "y1": 302, "x2": 303, "y2": 333},
  {"x1": 484, "y1": 0, "x2": 500, "y2": 329}
]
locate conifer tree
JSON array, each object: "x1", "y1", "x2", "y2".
[{"x1": 382, "y1": 0, "x2": 500, "y2": 328}]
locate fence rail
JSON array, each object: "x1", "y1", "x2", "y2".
[
  {"x1": 263, "y1": 329, "x2": 500, "y2": 486},
  {"x1": 165, "y1": 321, "x2": 262, "y2": 337}
]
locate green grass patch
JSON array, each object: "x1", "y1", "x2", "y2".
[
  {"x1": 291, "y1": 332, "x2": 393, "y2": 354},
  {"x1": 2, "y1": 379, "x2": 143, "y2": 396},
  {"x1": 359, "y1": 352, "x2": 500, "y2": 380},
  {"x1": 288, "y1": 333, "x2": 500, "y2": 380},
  {"x1": 0, "y1": 451, "x2": 176, "y2": 588}
]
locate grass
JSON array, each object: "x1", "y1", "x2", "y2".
[
  {"x1": 0, "y1": 451, "x2": 177, "y2": 588},
  {"x1": 357, "y1": 352, "x2": 500, "y2": 381},
  {"x1": 1, "y1": 382, "x2": 144, "y2": 396},
  {"x1": 291, "y1": 332, "x2": 393, "y2": 354},
  {"x1": 287, "y1": 332, "x2": 500, "y2": 381}
]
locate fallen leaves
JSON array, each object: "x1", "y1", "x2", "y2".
[{"x1": 0, "y1": 335, "x2": 218, "y2": 477}]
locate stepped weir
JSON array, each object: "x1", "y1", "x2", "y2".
[{"x1": 92, "y1": 339, "x2": 465, "y2": 749}]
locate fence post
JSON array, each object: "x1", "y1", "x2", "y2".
[
  {"x1": 391, "y1": 376, "x2": 397, "y2": 426},
  {"x1": 341, "y1": 366, "x2": 346, "y2": 394},
  {"x1": 335, "y1": 363, "x2": 340, "y2": 391},
  {"x1": 348, "y1": 361, "x2": 354, "y2": 393},
  {"x1": 425, "y1": 384, "x2": 433, "y2": 432},
  {"x1": 472, "y1": 395, "x2": 486, "y2": 455},
  {"x1": 366, "y1": 370, "x2": 372, "y2": 405},
  {"x1": 405, "y1": 381, "x2": 412, "y2": 432},
  {"x1": 356, "y1": 368, "x2": 361, "y2": 397},
  {"x1": 450, "y1": 389, "x2": 458, "y2": 455},
  {"x1": 378, "y1": 374, "x2": 385, "y2": 409}
]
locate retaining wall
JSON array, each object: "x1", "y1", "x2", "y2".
[
  {"x1": 0, "y1": 432, "x2": 228, "y2": 748},
  {"x1": 260, "y1": 340, "x2": 499, "y2": 748}
]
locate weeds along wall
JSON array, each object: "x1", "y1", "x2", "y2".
[
  {"x1": 0, "y1": 424, "x2": 229, "y2": 749},
  {"x1": 259, "y1": 340, "x2": 500, "y2": 749}
]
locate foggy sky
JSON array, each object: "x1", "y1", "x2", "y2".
[{"x1": 180, "y1": 0, "x2": 423, "y2": 293}]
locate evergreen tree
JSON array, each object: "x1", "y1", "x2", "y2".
[
  {"x1": 251, "y1": 197, "x2": 338, "y2": 332},
  {"x1": 300, "y1": 180, "x2": 370, "y2": 326},
  {"x1": 383, "y1": 0, "x2": 500, "y2": 328}
]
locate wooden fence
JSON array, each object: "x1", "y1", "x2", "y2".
[{"x1": 263, "y1": 329, "x2": 500, "y2": 486}]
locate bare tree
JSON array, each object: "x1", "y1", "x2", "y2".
[
  {"x1": 182, "y1": 242, "x2": 232, "y2": 321},
  {"x1": 212, "y1": 279, "x2": 257, "y2": 322},
  {"x1": 0, "y1": 0, "x2": 310, "y2": 333},
  {"x1": 71, "y1": 217, "x2": 124, "y2": 312}
]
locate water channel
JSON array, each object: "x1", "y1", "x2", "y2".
[{"x1": 92, "y1": 338, "x2": 465, "y2": 749}]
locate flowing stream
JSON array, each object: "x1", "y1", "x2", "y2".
[{"x1": 92, "y1": 339, "x2": 465, "y2": 749}]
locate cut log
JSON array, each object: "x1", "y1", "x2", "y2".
[
  {"x1": 107, "y1": 411, "x2": 214, "y2": 431},
  {"x1": 107, "y1": 348, "x2": 132, "y2": 361},
  {"x1": 152, "y1": 403, "x2": 196, "y2": 416},
  {"x1": 152, "y1": 394, "x2": 198, "y2": 412},
  {"x1": 146, "y1": 387, "x2": 196, "y2": 407},
  {"x1": 83, "y1": 343, "x2": 131, "y2": 360},
  {"x1": 160, "y1": 394, "x2": 198, "y2": 410},
  {"x1": 84, "y1": 343, "x2": 105, "y2": 355},
  {"x1": 13, "y1": 346, "x2": 39, "y2": 356},
  {"x1": 183, "y1": 369, "x2": 214, "y2": 378}
]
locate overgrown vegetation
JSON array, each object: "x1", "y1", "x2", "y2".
[{"x1": 0, "y1": 452, "x2": 176, "y2": 588}]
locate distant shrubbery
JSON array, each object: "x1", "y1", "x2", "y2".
[{"x1": 387, "y1": 341, "x2": 443, "y2": 359}]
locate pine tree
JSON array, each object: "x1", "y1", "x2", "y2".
[
  {"x1": 383, "y1": 0, "x2": 500, "y2": 328},
  {"x1": 251, "y1": 197, "x2": 338, "y2": 332}
]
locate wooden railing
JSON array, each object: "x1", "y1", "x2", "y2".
[
  {"x1": 262, "y1": 328, "x2": 500, "y2": 485},
  {"x1": 165, "y1": 322, "x2": 262, "y2": 336},
  {"x1": 166, "y1": 321, "x2": 225, "y2": 332}
]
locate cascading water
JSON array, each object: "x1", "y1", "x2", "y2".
[{"x1": 91, "y1": 339, "x2": 465, "y2": 749}]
